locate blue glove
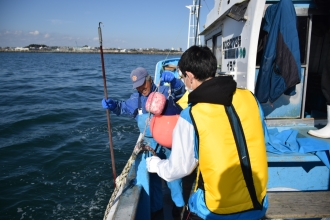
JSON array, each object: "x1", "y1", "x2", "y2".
[
  {"x1": 161, "y1": 71, "x2": 175, "y2": 84},
  {"x1": 161, "y1": 71, "x2": 181, "y2": 89},
  {"x1": 102, "y1": 98, "x2": 117, "y2": 111}
]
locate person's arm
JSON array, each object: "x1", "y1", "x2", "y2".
[
  {"x1": 147, "y1": 115, "x2": 198, "y2": 182},
  {"x1": 161, "y1": 71, "x2": 186, "y2": 100},
  {"x1": 102, "y1": 92, "x2": 140, "y2": 117},
  {"x1": 171, "y1": 78, "x2": 185, "y2": 100},
  {"x1": 116, "y1": 92, "x2": 140, "y2": 117}
]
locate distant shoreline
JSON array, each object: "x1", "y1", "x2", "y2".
[{"x1": 0, "y1": 50, "x2": 183, "y2": 55}]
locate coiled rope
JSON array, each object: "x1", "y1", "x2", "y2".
[{"x1": 103, "y1": 140, "x2": 155, "y2": 220}]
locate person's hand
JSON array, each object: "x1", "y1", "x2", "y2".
[
  {"x1": 161, "y1": 71, "x2": 182, "y2": 89},
  {"x1": 102, "y1": 98, "x2": 117, "y2": 111},
  {"x1": 146, "y1": 156, "x2": 161, "y2": 173},
  {"x1": 161, "y1": 71, "x2": 175, "y2": 84}
]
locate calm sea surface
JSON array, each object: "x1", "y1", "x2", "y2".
[{"x1": 0, "y1": 52, "x2": 179, "y2": 219}]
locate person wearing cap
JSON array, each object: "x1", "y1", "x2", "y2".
[{"x1": 102, "y1": 67, "x2": 186, "y2": 219}]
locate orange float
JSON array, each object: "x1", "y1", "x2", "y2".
[{"x1": 150, "y1": 114, "x2": 180, "y2": 148}]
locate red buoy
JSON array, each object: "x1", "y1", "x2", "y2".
[{"x1": 150, "y1": 115, "x2": 180, "y2": 148}]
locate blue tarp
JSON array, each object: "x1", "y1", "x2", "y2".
[
  {"x1": 257, "y1": 100, "x2": 330, "y2": 169},
  {"x1": 265, "y1": 126, "x2": 330, "y2": 169}
]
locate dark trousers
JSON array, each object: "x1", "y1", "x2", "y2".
[
  {"x1": 321, "y1": 29, "x2": 330, "y2": 105},
  {"x1": 321, "y1": 52, "x2": 330, "y2": 105}
]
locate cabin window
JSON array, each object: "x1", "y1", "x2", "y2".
[
  {"x1": 205, "y1": 35, "x2": 222, "y2": 72},
  {"x1": 215, "y1": 35, "x2": 222, "y2": 72},
  {"x1": 297, "y1": 16, "x2": 308, "y2": 65},
  {"x1": 206, "y1": 39, "x2": 213, "y2": 52}
]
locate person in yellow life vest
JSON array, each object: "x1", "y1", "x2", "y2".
[{"x1": 146, "y1": 46, "x2": 269, "y2": 220}]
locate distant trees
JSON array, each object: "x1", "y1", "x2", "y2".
[
  {"x1": 27, "y1": 44, "x2": 48, "y2": 48},
  {"x1": 3, "y1": 44, "x2": 181, "y2": 53}
]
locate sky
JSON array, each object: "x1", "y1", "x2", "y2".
[{"x1": 0, "y1": 0, "x2": 213, "y2": 50}]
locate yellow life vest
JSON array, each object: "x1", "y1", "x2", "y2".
[
  {"x1": 190, "y1": 89, "x2": 268, "y2": 215},
  {"x1": 176, "y1": 90, "x2": 189, "y2": 109}
]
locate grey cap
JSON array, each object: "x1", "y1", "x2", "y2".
[{"x1": 130, "y1": 67, "x2": 149, "y2": 89}]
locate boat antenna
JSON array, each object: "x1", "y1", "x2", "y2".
[
  {"x1": 195, "y1": 0, "x2": 202, "y2": 46},
  {"x1": 98, "y1": 22, "x2": 117, "y2": 187},
  {"x1": 186, "y1": 0, "x2": 201, "y2": 49}
]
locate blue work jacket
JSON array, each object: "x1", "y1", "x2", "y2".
[{"x1": 255, "y1": 0, "x2": 301, "y2": 103}]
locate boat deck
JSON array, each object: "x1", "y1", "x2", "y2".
[
  {"x1": 107, "y1": 124, "x2": 330, "y2": 220},
  {"x1": 161, "y1": 124, "x2": 330, "y2": 220}
]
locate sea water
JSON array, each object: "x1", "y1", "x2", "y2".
[{"x1": 0, "y1": 52, "x2": 179, "y2": 219}]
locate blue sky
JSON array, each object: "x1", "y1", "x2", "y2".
[{"x1": 0, "y1": 0, "x2": 213, "y2": 50}]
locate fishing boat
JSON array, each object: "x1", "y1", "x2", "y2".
[{"x1": 103, "y1": 0, "x2": 330, "y2": 219}]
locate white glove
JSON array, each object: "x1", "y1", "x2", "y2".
[{"x1": 146, "y1": 156, "x2": 161, "y2": 173}]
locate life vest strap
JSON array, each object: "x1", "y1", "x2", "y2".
[{"x1": 225, "y1": 105, "x2": 262, "y2": 210}]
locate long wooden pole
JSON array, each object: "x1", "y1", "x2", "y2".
[{"x1": 98, "y1": 22, "x2": 117, "y2": 186}]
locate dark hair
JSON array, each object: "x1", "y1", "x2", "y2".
[{"x1": 178, "y1": 45, "x2": 217, "y2": 81}]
